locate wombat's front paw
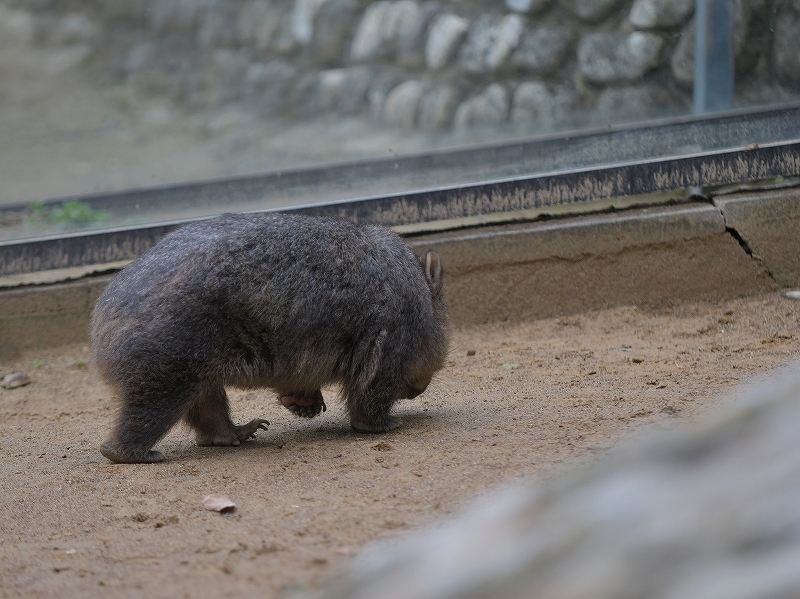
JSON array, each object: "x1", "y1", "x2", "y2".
[
  {"x1": 100, "y1": 442, "x2": 165, "y2": 464},
  {"x1": 234, "y1": 418, "x2": 270, "y2": 442},
  {"x1": 350, "y1": 416, "x2": 401, "y2": 433},
  {"x1": 279, "y1": 390, "x2": 326, "y2": 418}
]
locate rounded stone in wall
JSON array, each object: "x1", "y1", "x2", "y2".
[
  {"x1": 418, "y1": 84, "x2": 462, "y2": 129},
  {"x1": 454, "y1": 83, "x2": 510, "y2": 129},
  {"x1": 397, "y1": 1, "x2": 442, "y2": 68},
  {"x1": 383, "y1": 80, "x2": 426, "y2": 128},
  {"x1": 459, "y1": 14, "x2": 526, "y2": 74},
  {"x1": 511, "y1": 26, "x2": 573, "y2": 76},
  {"x1": 425, "y1": 12, "x2": 470, "y2": 70},
  {"x1": 312, "y1": 66, "x2": 373, "y2": 113},
  {"x1": 628, "y1": 0, "x2": 694, "y2": 29},
  {"x1": 292, "y1": 0, "x2": 328, "y2": 46},
  {"x1": 578, "y1": 31, "x2": 664, "y2": 84},
  {"x1": 592, "y1": 84, "x2": 684, "y2": 125},
  {"x1": 511, "y1": 82, "x2": 577, "y2": 130},
  {"x1": 310, "y1": 0, "x2": 361, "y2": 66},
  {"x1": 350, "y1": 0, "x2": 421, "y2": 62}
]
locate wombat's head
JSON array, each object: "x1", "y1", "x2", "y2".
[{"x1": 400, "y1": 251, "x2": 450, "y2": 399}]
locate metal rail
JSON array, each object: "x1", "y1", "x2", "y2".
[{"x1": 2, "y1": 104, "x2": 800, "y2": 277}]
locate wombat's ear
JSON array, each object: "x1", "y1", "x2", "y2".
[{"x1": 423, "y1": 251, "x2": 444, "y2": 296}]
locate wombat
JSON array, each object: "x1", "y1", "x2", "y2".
[{"x1": 91, "y1": 212, "x2": 449, "y2": 463}]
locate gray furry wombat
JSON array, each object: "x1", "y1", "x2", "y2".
[{"x1": 91, "y1": 212, "x2": 449, "y2": 464}]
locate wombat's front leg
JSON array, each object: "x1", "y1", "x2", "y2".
[
  {"x1": 347, "y1": 376, "x2": 401, "y2": 433},
  {"x1": 279, "y1": 389, "x2": 327, "y2": 418},
  {"x1": 186, "y1": 382, "x2": 269, "y2": 447}
]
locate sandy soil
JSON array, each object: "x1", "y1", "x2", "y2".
[{"x1": 2, "y1": 290, "x2": 800, "y2": 599}]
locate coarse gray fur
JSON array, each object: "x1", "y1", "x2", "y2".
[{"x1": 91, "y1": 212, "x2": 449, "y2": 463}]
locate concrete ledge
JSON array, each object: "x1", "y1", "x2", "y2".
[
  {"x1": 714, "y1": 187, "x2": 800, "y2": 287},
  {"x1": 408, "y1": 202, "x2": 776, "y2": 324},
  {"x1": 0, "y1": 276, "x2": 112, "y2": 359},
  {"x1": 0, "y1": 198, "x2": 787, "y2": 358}
]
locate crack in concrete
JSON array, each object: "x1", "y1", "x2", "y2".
[{"x1": 713, "y1": 200, "x2": 776, "y2": 282}]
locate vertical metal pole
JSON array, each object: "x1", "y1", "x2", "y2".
[{"x1": 693, "y1": 0, "x2": 734, "y2": 113}]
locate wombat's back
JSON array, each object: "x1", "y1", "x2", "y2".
[{"x1": 91, "y1": 212, "x2": 447, "y2": 392}]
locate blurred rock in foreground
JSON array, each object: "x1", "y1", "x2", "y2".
[{"x1": 312, "y1": 362, "x2": 800, "y2": 599}]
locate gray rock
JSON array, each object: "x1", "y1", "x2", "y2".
[
  {"x1": 511, "y1": 26, "x2": 573, "y2": 75},
  {"x1": 561, "y1": 0, "x2": 625, "y2": 22},
  {"x1": 311, "y1": 0, "x2": 361, "y2": 65},
  {"x1": 628, "y1": 0, "x2": 693, "y2": 29},
  {"x1": 314, "y1": 362, "x2": 800, "y2": 599},
  {"x1": 242, "y1": 59, "x2": 298, "y2": 116},
  {"x1": 505, "y1": 0, "x2": 553, "y2": 15},
  {"x1": 292, "y1": 0, "x2": 328, "y2": 45},
  {"x1": 397, "y1": 2, "x2": 442, "y2": 68},
  {"x1": 367, "y1": 70, "x2": 406, "y2": 119},
  {"x1": 313, "y1": 67, "x2": 373, "y2": 113},
  {"x1": 592, "y1": 84, "x2": 683, "y2": 125},
  {"x1": 774, "y1": 5, "x2": 800, "y2": 87},
  {"x1": 382, "y1": 80, "x2": 425, "y2": 127},
  {"x1": 236, "y1": 0, "x2": 282, "y2": 50},
  {"x1": 418, "y1": 84, "x2": 462, "y2": 129},
  {"x1": 578, "y1": 31, "x2": 664, "y2": 84},
  {"x1": 511, "y1": 81, "x2": 577, "y2": 129},
  {"x1": 459, "y1": 14, "x2": 526, "y2": 74},
  {"x1": 350, "y1": 1, "x2": 421, "y2": 61},
  {"x1": 424, "y1": 12, "x2": 469, "y2": 70},
  {"x1": 453, "y1": 83, "x2": 510, "y2": 129}
]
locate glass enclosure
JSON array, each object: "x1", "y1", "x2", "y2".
[{"x1": 0, "y1": 0, "x2": 798, "y2": 242}]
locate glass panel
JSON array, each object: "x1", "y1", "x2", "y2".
[{"x1": 0, "y1": 0, "x2": 797, "y2": 242}]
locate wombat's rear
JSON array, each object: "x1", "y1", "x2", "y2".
[{"x1": 91, "y1": 212, "x2": 449, "y2": 463}]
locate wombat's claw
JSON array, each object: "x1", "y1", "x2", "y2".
[{"x1": 234, "y1": 418, "x2": 270, "y2": 442}]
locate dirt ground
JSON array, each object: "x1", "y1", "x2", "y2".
[{"x1": 2, "y1": 290, "x2": 800, "y2": 599}]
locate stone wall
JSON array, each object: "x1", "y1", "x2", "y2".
[{"x1": 2, "y1": 0, "x2": 799, "y2": 134}]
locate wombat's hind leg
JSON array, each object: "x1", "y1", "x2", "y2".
[
  {"x1": 186, "y1": 382, "x2": 268, "y2": 446},
  {"x1": 278, "y1": 389, "x2": 327, "y2": 418},
  {"x1": 100, "y1": 387, "x2": 191, "y2": 463}
]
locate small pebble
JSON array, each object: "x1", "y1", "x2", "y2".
[
  {"x1": 467, "y1": 350, "x2": 476, "y2": 356},
  {"x1": 1, "y1": 372, "x2": 31, "y2": 389},
  {"x1": 783, "y1": 290, "x2": 800, "y2": 301},
  {"x1": 202, "y1": 494, "x2": 236, "y2": 513}
]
